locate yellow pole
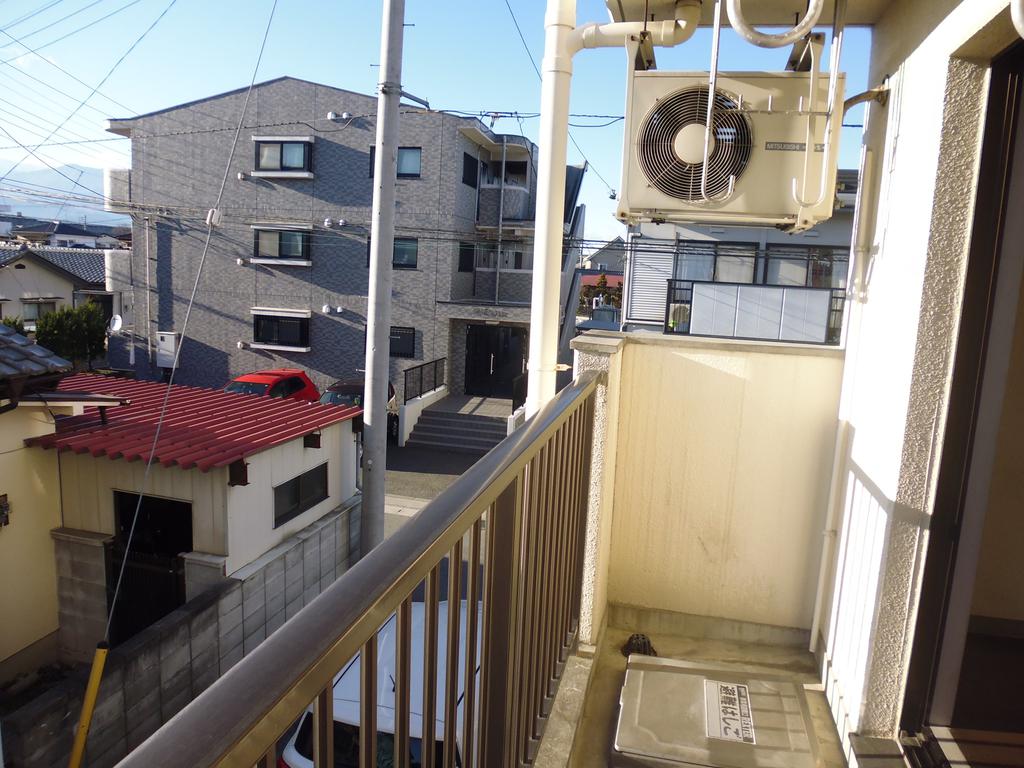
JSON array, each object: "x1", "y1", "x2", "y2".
[{"x1": 68, "y1": 642, "x2": 109, "y2": 768}]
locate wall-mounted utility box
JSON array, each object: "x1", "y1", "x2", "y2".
[{"x1": 156, "y1": 331, "x2": 179, "y2": 368}]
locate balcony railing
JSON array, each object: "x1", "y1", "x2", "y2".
[
  {"x1": 665, "y1": 278, "x2": 846, "y2": 345},
  {"x1": 404, "y1": 357, "x2": 446, "y2": 403},
  {"x1": 117, "y1": 372, "x2": 598, "y2": 768}
]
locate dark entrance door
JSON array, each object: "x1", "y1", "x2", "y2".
[
  {"x1": 107, "y1": 491, "x2": 192, "y2": 645},
  {"x1": 464, "y1": 324, "x2": 527, "y2": 398}
]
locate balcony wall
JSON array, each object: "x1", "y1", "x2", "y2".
[
  {"x1": 477, "y1": 185, "x2": 531, "y2": 226},
  {"x1": 574, "y1": 333, "x2": 844, "y2": 640}
]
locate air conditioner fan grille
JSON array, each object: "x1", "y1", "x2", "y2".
[{"x1": 637, "y1": 86, "x2": 753, "y2": 201}]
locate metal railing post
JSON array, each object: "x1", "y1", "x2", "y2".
[{"x1": 478, "y1": 477, "x2": 524, "y2": 768}]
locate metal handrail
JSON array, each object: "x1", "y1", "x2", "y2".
[
  {"x1": 403, "y1": 356, "x2": 446, "y2": 403},
  {"x1": 118, "y1": 371, "x2": 599, "y2": 768}
]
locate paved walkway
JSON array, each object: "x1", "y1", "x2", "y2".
[
  {"x1": 384, "y1": 443, "x2": 479, "y2": 500},
  {"x1": 425, "y1": 394, "x2": 513, "y2": 418}
]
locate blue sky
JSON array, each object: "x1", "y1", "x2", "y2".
[{"x1": 0, "y1": 0, "x2": 871, "y2": 242}]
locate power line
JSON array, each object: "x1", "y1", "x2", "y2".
[
  {"x1": 104, "y1": 0, "x2": 280, "y2": 644},
  {"x1": 0, "y1": 0, "x2": 63, "y2": 31},
  {"x1": 500, "y1": 0, "x2": 618, "y2": 196},
  {"x1": 0, "y1": 0, "x2": 149, "y2": 67},
  {"x1": 0, "y1": 0, "x2": 180, "y2": 184}
]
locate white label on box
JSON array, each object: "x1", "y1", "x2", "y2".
[{"x1": 705, "y1": 680, "x2": 756, "y2": 744}]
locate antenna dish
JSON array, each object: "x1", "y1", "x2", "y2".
[{"x1": 108, "y1": 314, "x2": 123, "y2": 333}]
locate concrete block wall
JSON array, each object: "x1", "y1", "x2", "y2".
[
  {"x1": 51, "y1": 528, "x2": 113, "y2": 664},
  {"x1": 1, "y1": 501, "x2": 360, "y2": 768}
]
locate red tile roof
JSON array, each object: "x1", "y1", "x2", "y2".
[
  {"x1": 579, "y1": 273, "x2": 623, "y2": 288},
  {"x1": 26, "y1": 374, "x2": 360, "y2": 472}
]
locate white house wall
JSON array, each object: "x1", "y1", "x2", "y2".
[
  {"x1": 819, "y1": 0, "x2": 1016, "y2": 743},
  {"x1": 225, "y1": 421, "x2": 356, "y2": 574},
  {"x1": 0, "y1": 258, "x2": 75, "y2": 320}
]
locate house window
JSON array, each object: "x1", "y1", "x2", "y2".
[
  {"x1": 273, "y1": 463, "x2": 329, "y2": 527},
  {"x1": 22, "y1": 301, "x2": 56, "y2": 323},
  {"x1": 253, "y1": 315, "x2": 310, "y2": 348},
  {"x1": 254, "y1": 230, "x2": 310, "y2": 261},
  {"x1": 462, "y1": 153, "x2": 478, "y2": 188},
  {"x1": 390, "y1": 326, "x2": 415, "y2": 358},
  {"x1": 366, "y1": 237, "x2": 419, "y2": 269},
  {"x1": 369, "y1": 146, "x2": 422, "y2": 178},
  {"x1": 458, "y1": 242, "x2": 475, "y2": 272},
  {"x1": 393, "y1": 238, "x2": 418, "y2": 269},
  {"x1": 255, "y1": 141, "x2": 311, "y2": 172}
]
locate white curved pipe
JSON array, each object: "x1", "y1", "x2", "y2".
[
  {"x1": 1013, "y1": 0, "x2": 1024, "y2": 39},
  {"x1": 575, "y1": 18, "x2": 699, "y2": 50},
  {"x1": 726, "y1": 0, "x2": 825, "y2": 48}
]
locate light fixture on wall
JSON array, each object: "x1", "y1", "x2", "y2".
[
  {"x1": 322, "y1": 304, "x2": 332, "y2": 314},
  {"x1": 237, "y1": 172, "x2": 247, "y2": 181},
  {"x1": 236, "y1": 258, "x2": 247, "y2": 266},
  {"x1": 236, "y1": 341, "x2": 248, "y2": 350}
]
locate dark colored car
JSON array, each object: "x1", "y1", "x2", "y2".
[
  {"x1": 320, "y1": 379, "x2": 398, "y2": 439},
  {"x1": 318, "y1": 379, "x2": 395, "y2": 410},
  {"x1": 224, "y1": 369, "x2": 319, "y2": 401}
]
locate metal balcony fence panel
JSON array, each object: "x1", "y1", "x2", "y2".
[
  {"x1": 404, "y1": 357, "x2": 447, "y2": 403},
  {"x1": 116, "y1": 371, "x2": 598, "y2": 768}
]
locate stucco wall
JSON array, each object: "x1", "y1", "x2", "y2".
[
  {"x1": 0, "y1": 407, "x2": 61, "y2": 680},
  {"x1": 818, "y1": 0, "x2": 1017, "y2": 742},
  {"x1": 225, "y1": 420, "x2": 355, "y2": 572},
  {"x1": 605, "y1": 335, "x2": 843, "y2": 630},
  {"x1": 0, "y1": 257, "x2": 75, "y2": 323}
]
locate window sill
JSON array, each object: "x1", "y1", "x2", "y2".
[
  {"x1": 250, "y1": 258, "x2": 312, "y2": 267},
  {"x1": 249, "y1": 343, "x2": 312, "y2": 352},
  {"x1": 393, "y1": 265, "x2": 418, "y2": 271},
  {"x1": 249, "y1": 171, "x2": 314, "y2": 179}
]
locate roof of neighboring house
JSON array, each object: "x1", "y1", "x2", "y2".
[
  {"x1": 12, "y1": 220, "x2": 97, "y2": 237},
  {"x1": 26, "y1": 374, "x2": 362, "y2": 472},
  {"x1": 0, "y1": 323, "x2": 72, "y2": 381},
  {"x1": 0, "y1": 245, "x2": 105, "y2": 286},
  {"x1": 579, "y1": 269, "x2": 624, "y2": 288}
]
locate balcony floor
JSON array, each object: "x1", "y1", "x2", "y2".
[{"x1": 572, "y1": 624, "x2": 847, "y2": 768}]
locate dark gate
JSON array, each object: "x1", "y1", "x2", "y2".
[{"x1": 107, "y1": 491, "x2": 193, "y2": 646}]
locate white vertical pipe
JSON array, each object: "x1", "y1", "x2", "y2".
[
  {"x1": 144, "y1": 216, "x2": 152, "y2": 364},
  {"x1": 362, "y1": 0, "x2": 405, "y2": 555},
  {"x1": 526, "y1": 0, "x2": 575, "y2": 417}
]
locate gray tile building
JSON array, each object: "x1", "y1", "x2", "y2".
[{"x1": 104, "y1": 77, "x2": 584, "y2": 400}]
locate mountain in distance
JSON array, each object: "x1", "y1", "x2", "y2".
[{"x1": 0, "y1": 165, "x2": 129, "y2": 226}]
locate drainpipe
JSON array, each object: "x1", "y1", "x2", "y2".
[
  {"x1": 495, "y1": 136, "x2": 507, "y2": 305},
  {"x1": 144, "y1": 216, "x2": 152, "y2": 364},
  {"x1": 525, "y1": 0, "x2": 700, "y2": 417}
]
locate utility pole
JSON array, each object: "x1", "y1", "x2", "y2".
[{"x1": 362, "y1": 0, "x2": 405, "y2": 556}]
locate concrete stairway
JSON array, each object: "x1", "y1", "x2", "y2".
[{"x1": 405, "y1": 409, "x2": 507, "y2": 454}]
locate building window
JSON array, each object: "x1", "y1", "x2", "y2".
[
  {"x1": 366, "y1": 237, "x2": 419, "y2": 269},
  {"x1": 22, "y1": 301, "x2": 56, "y2": 324},
  {"x1": 458, "y1": 242, "x2": 475, "y2": 272},
  {"x1": 393, "y1": 238, "x2": 418, "y2": 269},
  {"x1": 462, "y1": 153, "x2": 478, "y2": 188},
  {"x1": 255, "y1": 141, "x2": 311, "y2": 172},
  {"x1": 273, "y1": 463, "x2": 328, "y2": 528},
  {"x1": 253, "y1": 315, "x2": 310, "y2": 348},
  {"x1": 369, "y1": 146, "x2": 422, "y2": 178},
  {"x1": 390, "y1": 326, "x2": 415, "y2": 358},
  {"x1": 254, "y1": 230, "x2": 310, "y2": 261}
]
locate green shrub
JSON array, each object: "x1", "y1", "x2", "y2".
[
  {"x1": 35, "y1": 303, "x2": 106, "y2": 366},
  {"x1": 1, "y1": 316, "x2": 25, "y2": 335}
]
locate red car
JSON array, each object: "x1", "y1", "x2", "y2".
[{"x1": 223, "y1": 369, "x2": 319, "y2": 401}]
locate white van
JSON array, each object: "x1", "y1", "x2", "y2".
[{"x1": 280, "y1": 600, "x2": 479, "y2": 768}]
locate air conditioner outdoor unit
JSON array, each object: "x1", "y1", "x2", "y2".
[{"x1": 617, "y1": 70, "x2": 844, "y2": 232}]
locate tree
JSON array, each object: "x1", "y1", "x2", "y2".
[
  {"x1": 1, "y1": 316, "x2": 25, "y2": 335},
  {"x1": 36, "y1": 303, "x2": 107, "y2": 367}
]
